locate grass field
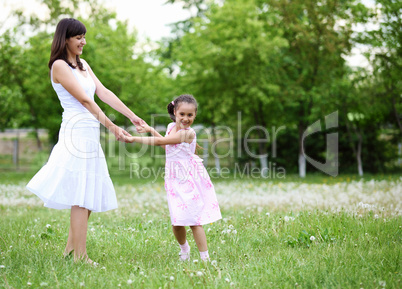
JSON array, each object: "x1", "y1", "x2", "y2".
[{"x1": 0, "y1": 173, "x2": 401, "y2": 288}]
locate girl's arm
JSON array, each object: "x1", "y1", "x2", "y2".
[
  {"x1": 82, "y1": 59, "x2": 144, "y2": 127},
  {"x1": 52, "y1": 60, "x2": 130, "y2": 141},
  {"x1": 128, "y1": 130, "x2": 195, "y2": 146}
]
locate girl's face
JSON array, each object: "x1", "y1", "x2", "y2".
[
  {"x1": 66, "y1": 34, "x2": 86, "y2": 56},
  {"x1": 174, "y1": 102, "x2": 197, "y2": 129}
]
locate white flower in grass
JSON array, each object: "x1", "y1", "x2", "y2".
[
  {"x1": 284, "y1": 216, "x2": 290, "y2": 222},
  {"x1": 211, "y1": 260, "x2": 217, "y2": 266},
  {"x1": 310, "y1": 236, "x2": 316, "y2": 241},
  {"x1": 225, "y1": 278, "x2": 230, "y2": 282},
  {"x1": 127, "y1": 279, "x2": 133, "y2": 285},
  {"x1": 229, "y1": 225, "x2": 234, "y2": 229},
  {"x1": 207, "y1": 228, "x2": 212, "y2": 232},
  {"x1": 232, "y1": 230, "x2": 237, "y2": 235},
  {"x1": 40, "y1": 282, "x2": 48, "y2": 287},
  {"x1": 374, "y1": 214, "x2": 379, "y2": 219},
  {"x1": 0, "y1": 265, "x2": 5, "y2": 269},
  {"x1": 196, "y1": 271, "x2": 203, "y2": 276},
  {"x1": 227, "y1": 229, "x2": 232, "y2": 234},
  {"x1": 193, "y1": 259, "x2": 199, "y2": 264},
  {"x1": 80, "y1": 281, "x2": 85, "y2": 287},
  {"x1": 170, "y1": 276, "x2": 174, "y2": 281},
  {"x1": 379, "y1": 280, "x2": 386, "y2": 287},
  {"x1": 27, "y1": 282, "x2": 32, "y2": 286},
  {"x1": 90, "y1": 228, "x2": 95, "y2": 232},
  {"x1": 230, "y1": 282, "x2": 235, "y2": 286},
  {"x1": 266, "y1": 213, "x2": 270, "y2": 216},
  {"x1": 46, "y1": 224, "x2": 51, "y2": 228}
]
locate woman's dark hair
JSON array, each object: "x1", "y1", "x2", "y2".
[
  {"x1": 48, "y1": 18, "x2": 87, "y2": 71},
  {"x1": 167, "y1": 94, "x2": 198, "y2": 122}
]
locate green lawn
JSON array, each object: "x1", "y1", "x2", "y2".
[{"x1": 0, "y1": 175, "x2": 401, "y2": 288}]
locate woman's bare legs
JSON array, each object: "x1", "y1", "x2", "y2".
[
  {"x1": 64, "y1": 206, "x2": 94, "y2": 263},
  {"x1": 64, "y1": 208, "x2": 91, "y2": 256},
  {"x1": 64, "y1": 209, "x2": 91, "y2": 257}
]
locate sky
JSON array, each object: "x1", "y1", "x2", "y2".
[{"x1": 0, "y1": 0, "x2": 376, "y2": 67}]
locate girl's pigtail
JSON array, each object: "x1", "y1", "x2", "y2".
[{"x1": 167, "y1": 101, "x2": 176, "y2": 122}]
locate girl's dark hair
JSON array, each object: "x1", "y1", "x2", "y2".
[
  {"x1": 167, "y1": 94, "x2": 198, "y2": 122},
  {"x1": 167, "y1": 94, "x2": 203, "y2": 154},
  {"x1": 48, "y1": 18, "x2": 87, "y2": 71}
]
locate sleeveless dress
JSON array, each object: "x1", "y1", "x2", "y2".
[
  {"x1": 26, "y1": 60, "x2": 117, "y2": 212},
  {"x1": 164, "y1": 122, "x2": 222, "y2": 226}
]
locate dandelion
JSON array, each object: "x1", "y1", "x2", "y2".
[
  {"x1": 225, "y1": 278, "x2": 230, "y2": 282},
  {"x1": 211, "y1": 260, "x2": 217, "y2": 266},
  {"x1": 27, "y1": 282, "x2": 32, "y2": 286},
  {"x1": 90, "y1": 228, "x2": 95, "y2": 232},
  {"x1": 379, "y1": 280, "x2": 386, "y2": 287},
  {"x1": 207, "y1": 228, "x2": 212, "y2": 232},
  {"x1": 0, "y1": 265, "x2": 5, "y2": 269},
  {"x1": 127, "y1": 280, "x2": 133, "y2": 285},
  {"x1": 232, "y1": 230, "x2": 237, "y2": 235},
  {"x1": 221, "y1": 240, "x2": 226, "y2": 244},
  {"x1": 230, "y1": 282, "x2": 235, "y2": 286},
  {"x1": 80, "y1": 281, "x2": 85, "y2": 287},
  {"x1": 46, "y1": 224, "x2": 51, "y2": 228},
  {"x1": 266, "y1": 212, "x2": 270, "y2": 216},
  {"x1": 139, "y1": 271, "x2": 144, "y2": 275},
  {"x1": 193, "y1": 259, "x2": 199, "y2": 264},
  {"x1": 310, "y1": 236, "x2": 316, "y2": 241},
  {"x1": 40, "y1": 282, "x2": 48, "y2": 287},
  {"x1": 284, "y1": 216, "x2": 290, "y2": 222},
  {"x1": 196, "y1": 271, "x2": 203, "y2": 276},
  {"x1": 170, "y1": 276, "x2": 174, "y2": 281},
  {"x1": 374, "y1": 214, "x2": 379, "y2": 219},
  {"x1": 229, "y1": 225, "x2": 234, "y2": 229}
]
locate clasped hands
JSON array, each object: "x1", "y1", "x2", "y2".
[{"x1": 112, "y1": 117, "x2": 150, "y2": 143}]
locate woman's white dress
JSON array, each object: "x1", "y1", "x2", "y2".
[{"x1": 26, "y1": 60, "x2": 117, "y2": 212}]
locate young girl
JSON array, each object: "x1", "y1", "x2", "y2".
[{"x1": 128, "y1": 94, "x2": 222, "y2": 261}]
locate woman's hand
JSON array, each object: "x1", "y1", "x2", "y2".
[
  {"x1": 110, "y1": 125, "x2": 132, "y2": 142},
  {"x1": 130, "y1": 115, "x2": 146, "y2": 128},
  {"x1": 136, "y1": 122, "x2": 151, "y2": 134}
]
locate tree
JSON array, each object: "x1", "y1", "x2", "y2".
[{"x1": 168, "y1": 0, "x2": 288, "y2": 175}]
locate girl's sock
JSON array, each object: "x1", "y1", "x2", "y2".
[
  {"x1": 179, "y1": 241, "x2": 190, "y2": 261},
  {"x1": 200, "y1": 250, "x2": 209, "y2": 261}
]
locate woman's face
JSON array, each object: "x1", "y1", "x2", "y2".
[{"x1": 65, "y1": 34, "x2": 86, "y2": 56}]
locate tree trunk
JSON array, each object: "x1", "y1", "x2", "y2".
[
  {"x1": 35, "y1": 128, "x2": 42, "y2": 151},
  {"x1": 298, "y1": 123, "x2": 306, "y2": 178},
  {"x1": 392, "y1": 96, "x2": 402, "y2": 134},
  {"x1": 354, "y1": 126, "x2": 364, "y2": 177}
]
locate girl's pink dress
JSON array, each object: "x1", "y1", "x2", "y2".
[{"x1": 165, "y1": 123, "x2": 222, "y2": 226}]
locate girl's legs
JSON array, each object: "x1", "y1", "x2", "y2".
[
  {"x1": 172, "y1": 226, "x2": 190, "y2": 260},
  {"x1": 64, "y1": 209, "x2": 91, "y2": 256},
  {"x1": 68, "y1": 206, "x2": 94, "y2": 263},
  {"x1": 190, "y1": 225, "x2": 209, "y2": 260}
]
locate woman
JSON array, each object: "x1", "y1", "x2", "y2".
[{"x1": 26, "y1": 18, "x2": 143, "y2": 264}]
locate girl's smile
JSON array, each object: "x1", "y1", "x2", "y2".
[{"x1": 174, "y1": 103, "x2": 196, "y2": 129}]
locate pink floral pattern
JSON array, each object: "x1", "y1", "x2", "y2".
[{"x1": 164, "y1": 123, "x2": 222, "y2": 226}]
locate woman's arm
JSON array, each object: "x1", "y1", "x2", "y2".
[
  {"x1": 127, "y1": 130, "x2": 195, "y2": 146},
  {"x1": 82, "y1": 59, "x2": 144, "y2": 127},
  {"x1": 52, "y1": 60, "x2": 130, "y2": 141}
]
